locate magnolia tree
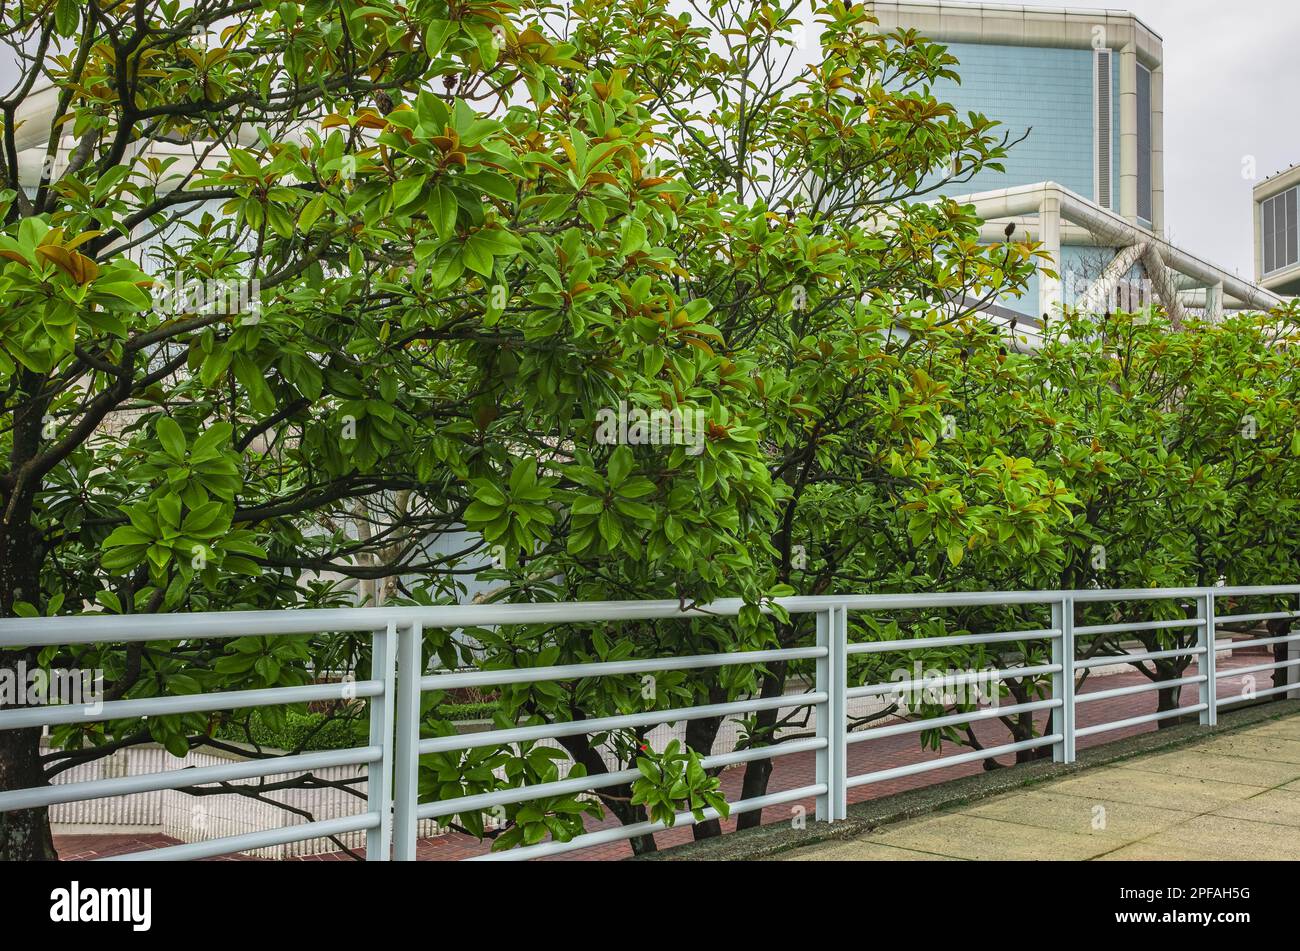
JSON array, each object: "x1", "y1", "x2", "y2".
[
  {"x1": 2, "y1": 0, "x2": 1297, "y2": 864},
  {"x1": 0, "y1": 0, "x2": 797, "y2": 859},
  {"x1": 1028, "y1": 308, "x2": 1300, "y2": 713}
]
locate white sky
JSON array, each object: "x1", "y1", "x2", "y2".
[{"x1": 2, "y1": 1, "x2": 1296, "y2": 278}]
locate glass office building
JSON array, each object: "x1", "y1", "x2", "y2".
[{"x1": 863, "y1": 2, "x2": 1281, "y2": 323}]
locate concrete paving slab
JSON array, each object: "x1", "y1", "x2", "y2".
[
  {"x1": 1239, "y1": 716, "x2": 1300, "y2": 740},
  {"x1": 1092, "y1": 840, "x2": 1228, "y2": 861},
  {"x1": 964, "y1": 789, "x2": 1193, "y2": 839},
  {"x1": 769, "y1": 714, "x2": 1300, "y2": 862},
  {"x1": 1115, "y1": 749, "x2": 1300, "y2": 787},
  {"x1": 1042, "y1": 766, "x2": 1262, "y2": 813},
  {"x1": 1138, "y1": 813, "x2": 1300, "y2": 861},
  {"x1": 1209, "y1": 788, "x2": 1300, "y2": 828},
  {"x1": 862, "y1": 812, "x2": 1117, "y2": 860},
  {"x1": 1192, "y1": 734, "x2": 1300, "y2": 765}
]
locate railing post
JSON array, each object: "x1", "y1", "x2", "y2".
[
  {"x1": 1051, "y1": 598, "x2": 1075, "y2": 763},
  {"x1": 815, "y1": 606, "x2": 848, "y2": 823},
  {"x1": 393, "y1": 622, "x2": 422, "y2": 860},
  {"x1": 366, "y1": 619, "x2": 397, "y2": 860},
  {"x1": 1198, "y1": 591, "x2": 1218, "y2": 725},
  {"x1": 1289, "y1": 596, "x2": 1300, "y2": 700}
]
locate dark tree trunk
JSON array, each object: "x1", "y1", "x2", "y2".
[
  {"x1": 0, "y1": 494, "x2": 57, "y2": 859},
  {"x1": 554, "y1": 734, "x2": 657, "y2": 855},
  {"x1": 0, "y1": 651, "x2": 56, "y2": 860},
  {"x1": 1, "y1": 370, "x2": 59, "y2": 859},
  {"x1": 1155, "y1": 682, "x2": 1183, "y2": 727},
  {"x1": 1268, "y1": 618, "x2": 1292, "y2": 695},
  {"x1": 734, "y1": 661, "x2": 788, "y2": 831},
  {"x1": 685, "y1": 698, "x2": 726, "y2": 840}
]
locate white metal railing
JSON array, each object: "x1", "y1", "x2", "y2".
[{"x1": 2, "y1": 585, "x2": 1299, "y2": 861}]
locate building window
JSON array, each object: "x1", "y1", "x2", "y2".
[
  {"x1": 1094, "y1": 50, "x2": 1112, "y2": 209},
  {"x1": 1262, "y1": 186, "x2": 1299, "y2": 276},
  {"x1": 1136, "y1": 64, "x2": 1152, "y2": 223}
]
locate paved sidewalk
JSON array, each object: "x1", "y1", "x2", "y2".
[{"x1": 776, "y1": 715, "x2": 1300, "y2": 861}]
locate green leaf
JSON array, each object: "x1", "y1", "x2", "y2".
[
  {"x1": 424, "y1": 19, "x2": 456, "y2": 57},
  {"x1": 607, "y1": 445, "x2": 633, "y2": 487},
  {"x1": 426, "y1": 185, "x2": 458, "y2": 240},
  {"x1": 156, "y1": 417, "x2": 186, "y2": 460}
]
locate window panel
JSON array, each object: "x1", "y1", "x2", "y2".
[
  {"x1": 1264, "y1": 196, "x2": 1276, "y2": 274},
  {"x1": 1136, "y1": 65, "x2": 1152, "y2": 222},
  {"x1": 1287, "y1": 188, "x2": 1298, "y2": 268}
]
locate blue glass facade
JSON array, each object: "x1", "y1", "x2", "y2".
[
  {"x1": 917, "y1": 43, "x2": 1127, "y2": 318},
  {"x1": 929, "y1": 42, "x2": 1119, "y2": 206}
]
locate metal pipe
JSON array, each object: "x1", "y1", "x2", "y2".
[
  {"x1": 1074, "y1": 704, "x2": 1207, "y2": 738},
  {"x1": 1074, "y1": 674, "x2": 1206, "y2": 705},
  {"x1": 0, "y1": 680, "x2": 382, "y2": 731},
  {"x1": 419, "y1": 646, "x2": 825, "y2": 692},
  {"x1": 417, "y1": 738, "x2": 826, "y2": 821},
  {"x1": 847, "y1": 628, "x2": 1059, "y2": 654},
  {"x1": 0, "y1": 746, "x2": 381, "y2": 813},
  {"x1": 102, "y1": 814, "x2": 379, "y2": 862},
  {"x1": 847, "y1": 663, "x2": 1061, "y2": 701},
  {"x1": 846, "y1": 735, "x2": 1062, "y2": 788},
  {"x1": 416, "y1": 692, "x2": 827, "y2": 755},
  {"x1": 845, "y1": 699, "x2": 1059, "y2": 743},
  {"x1": 466, "y1": 785, "x2": 825, "y2": 862}
]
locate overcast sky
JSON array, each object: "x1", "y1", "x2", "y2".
[{"x1": 2, "y1": 1, "x2": 1296, "y2": 278}]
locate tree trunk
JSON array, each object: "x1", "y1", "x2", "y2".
[
  {"x1": 685, "y1": 701, "x2": 725, "y2": 840},
  {"x1": 0, "y1": 655, "x2": 56, "y2": 860},
  {"x1": 0, "y1": 488, "x2": 58, "y2": 860},
  {"x1": 1268, "y1": 618, "x2": 1291, "y2": 695},
  {"x1": 1155, "y1": 683, "x2": 1183, "y2": 727},
  {"x1": 734, "y1": 661, "x2": 788, "y2": 831},
  {"x1": 554, "y1": 734, "x2": 657, "y2": 855}
]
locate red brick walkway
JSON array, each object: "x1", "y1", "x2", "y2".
[{"x1": 54, "y1": 647, "x2": 1288, "y2": 861}]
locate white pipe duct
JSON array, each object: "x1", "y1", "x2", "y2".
[{"x1": 953, "y1": 182, "x2": 1284, "y2": 313}]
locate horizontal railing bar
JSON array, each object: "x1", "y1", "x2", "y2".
[
  {"x1": 847, "y1": 628, "x2": 1060, "y2": 655},
  {"x1": 0, "y1": 746, "x2": 382, "y2": 814},
  {"x1": 7, "y1": 586, "x2": 1300, "y2": 646},
  {"x1": 1073, "y1": 646, "x2": 1205, "y2": 670},
  {"x1": 420, "y1": 647, "x2": 826, "y2": 692},
  {"x1": 100, "y1": 813, "x2": 380, "y2": 862},
  {"x1": 1218, "y1": 682, "x2": 1299, "y2": 706},
  {"x1": 0, "y1": 680, "x2": 382, "y2": 732},
  {"x1": 1216, "y1": 633, "x2": 1300, "y2": 652},
  {"x1": 1074, "y1": 704, "x2": 1207, "y2": 738},
  {"x1": 845, "y1": 699, "x2": 1060, "y2": 744},
  {"x1": 1215, "y1": 611, "x2": 1300, "y2": 624},
  {"x1": 416, "y1": 737, "x2": 827, "y2": 821},
  {"x1": 466, "y1": 784, "x2": 825, "y2": 862},
  {"x1": 1074, "y1": 618, "x2": 1204, "y2": 637},
  {"x1": 1074, "y1": 674, "x2": 1207, "y2": 705},
  {"x1": 847, "y1": 663, "x2": 1060, "y2": 701},
  {"x1": 845, "y1": 735, "x2": 1061, "y2": 788},
  {"x1": 417, "y1": 692, "x2": 827, "y2": 755},
  {"x1": 1214, "y1": 657, "x2": 1300, "y2": 680}
]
